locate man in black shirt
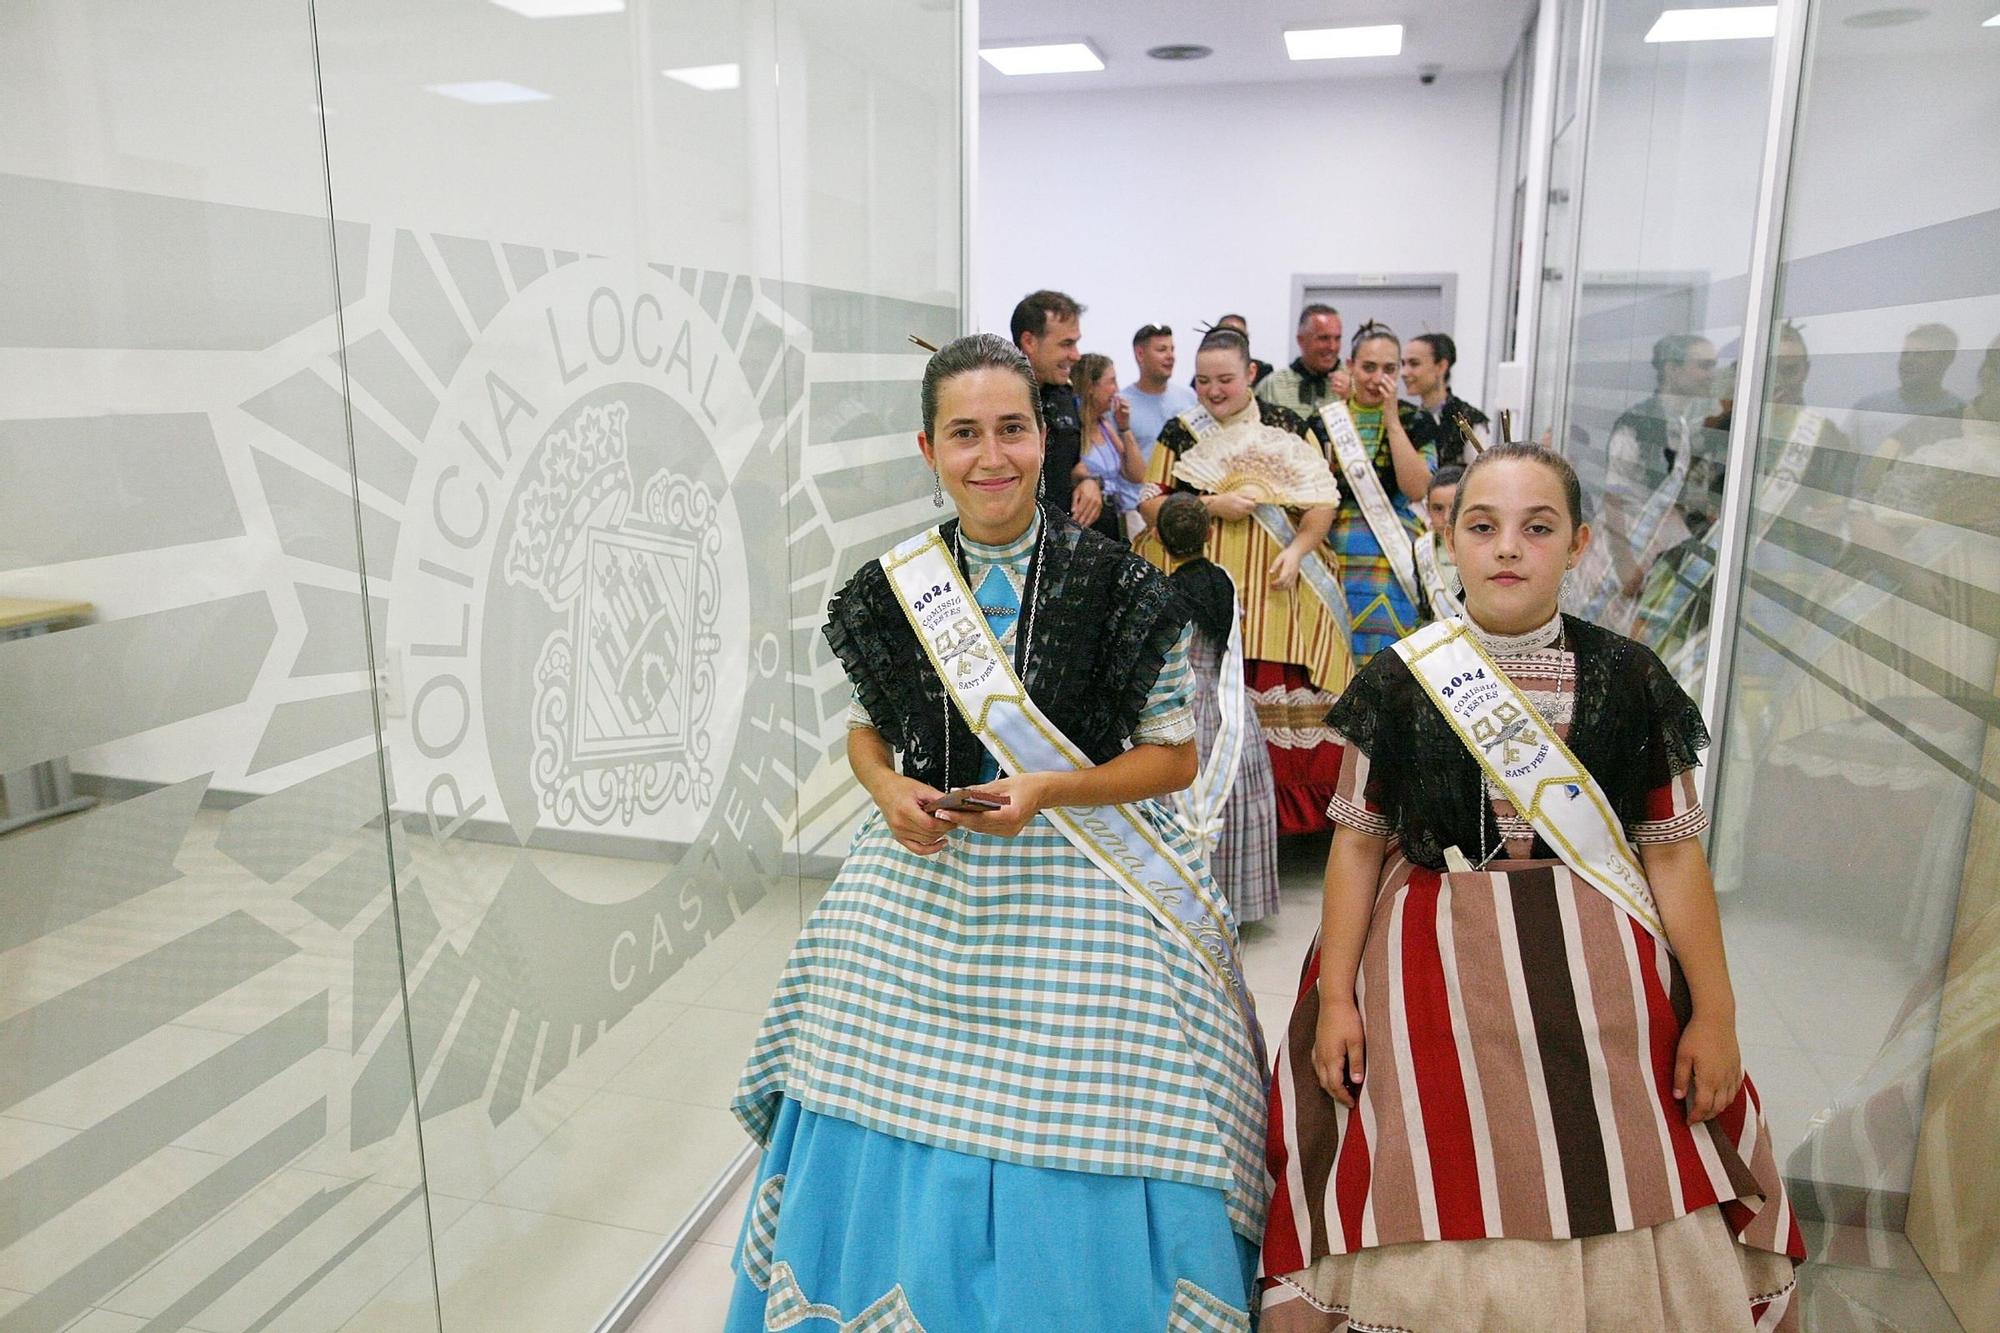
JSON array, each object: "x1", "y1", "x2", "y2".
[
  {"x1": 1010, "y1": 289, "x2": 1118, "y2": 539},
  {"x1": 1400, "y1": 333, "x2": 1491, "y2": 467}
]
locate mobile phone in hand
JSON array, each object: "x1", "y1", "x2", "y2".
[{"x1": 922, "y1": 790, "x2": 1007, "y2": 814}]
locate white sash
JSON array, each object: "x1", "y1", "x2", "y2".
[
  {"x1": 1173, "y1": 576, "x2": 1247, "y2": 853},
  {"x1": 882, "y1": 526, "x2": 1266, "y2": 1055},
  {"x1": 1393, "y1": 618, "x2": 1667, "y2": 939},
  {"x1": 1175, "y1": 407, "x2": 1354, "y2": 641},
  {"x1": 1320, "y1": 401, "x2": 1421, "y2": 605},
  {"x1": 1413, "y1": 529, "x2": 1466, "y2": 622}
]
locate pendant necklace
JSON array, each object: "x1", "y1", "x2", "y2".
[{"x1": 942, "y1": 519, "x2": 1046, "y2": 791}]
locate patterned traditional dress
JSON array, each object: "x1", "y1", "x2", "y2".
[
  {"x1": 1138, "y1": 399, "x2": 1352, "y2": 835},
  {"x1": 1309, "y1": 399, "x2": 1435, "y2": 666},
  {"x1": 728, "y1": 512, "x2": 1269, "y2": 1332},
  {"x1": 1261, "y1": 613, "x2": 1805, "y2": 1331},
  {"x1": 1172, "y1": 559, "x2": 1281, "y2": 925}
]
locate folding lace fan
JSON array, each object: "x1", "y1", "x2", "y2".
[{"x1": 1172, "y1": 422, "x2": 1342, "y2": 507}]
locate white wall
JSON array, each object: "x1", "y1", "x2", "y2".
[{"x1": 977, "y1": 73, "x2": 1505, "y2": 408}]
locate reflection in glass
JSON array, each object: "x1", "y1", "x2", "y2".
[{"x1": 1709, "y1": 3, "x2": 1999, "y2": 1326}]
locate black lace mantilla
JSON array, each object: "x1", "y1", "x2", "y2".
[
  {"x1": 823, "y1": 506, "x2": 1193, "y2": 789},
  {"x1": 1325, "y1": 615, "x2": 1710, "y2": 870},
  {"x1": 1169, "y1": 559, "x2": 1236, "y2": 647}
]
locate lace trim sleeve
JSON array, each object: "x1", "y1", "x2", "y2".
[
  {"x1": 821, "y1": 560, "x2": 908, "y2": 753},
  {"x1": 1131, "y1": 625, "x2": 1198, "y2": 746}
]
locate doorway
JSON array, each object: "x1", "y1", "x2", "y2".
[{"x1": 1290, "y1": 273, "x2": 1458, "y2": 349}]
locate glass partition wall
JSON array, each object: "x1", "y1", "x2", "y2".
[
  {"x1": 0, "y1": 2, "x2": 964, "y2": 1330},
  {"x1": 1518, "y1": 1, "x2": 1999, "y2": 1327}
]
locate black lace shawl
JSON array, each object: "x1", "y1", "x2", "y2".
[
  {"x1": 823, "y1": 506, "x2": 1193, "y2": 789},
  {"x1": 1324, "y1": 616, "x2": 1710, "y2": 870},
  {"x1": 1169, "y1": 559, "x2": 1236, "y2": 648}
]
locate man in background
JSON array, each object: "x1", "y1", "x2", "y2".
[
  {"x1": 1011, "y1": 288, "x2": 1113, "y2": 536},
  {"x1": 1400, "y1": 332, "x2": 1490, "y2": 467},
  {"x1": 1123, "y1": 323, "x2": 1197, "y2": 457},
  {"x1": 1852, "y1": 322, "x2": 1964, "y2": 456},
  {"x1": 1257, "y1": 303, "x2": 1348, "y2": 418}
]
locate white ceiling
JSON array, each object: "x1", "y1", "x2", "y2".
[{"x1": 978, "y1": 0, "x2": 1540, "y2": 95}]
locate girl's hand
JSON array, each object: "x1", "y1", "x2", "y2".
[
  {"x1": 934, "y1": 772, "x2": 1052, "y2": 839},
  {"x1": 1268, "y1": 545, "x2": 1303, "y2": 591},
  {"x1": 873, "y1": 775, "x2": 954, "y2": 856},
  {"x1": 1674, "y1": 1011, "x2": 1743, "y2": 1124},
  {"x1": 1313, "y1": 996, "x2": 1366, "y2": 1106},
  {"x1": 1113, "y1": 394, "x2": 1132, "y2": 432}
]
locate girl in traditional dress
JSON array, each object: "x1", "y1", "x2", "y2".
[
  {"x1": 727, "y1": 334, "x2": 1268, "y2": 1331},
  {"x1": 1136, "y1": 327, "x2": 1352, "y2": 835},
  {"x1": 1158, "y1": 492, "x2": 1282, "y2": 925},
  {"x1": 1261, "y1": 443, "x2": 1805, "y2": 1330},
  {"x1": 1307, "y1": 323, "x2": 1437, "y2": 665},
  {"x1": 1413, "y1": 463, "x2": 1465, "y2": 624}
]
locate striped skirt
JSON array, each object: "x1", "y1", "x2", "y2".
[{"x1": 1263, "y1": 856, "x2": 1805, "y2": 1328}]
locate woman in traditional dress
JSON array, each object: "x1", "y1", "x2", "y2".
[
  {"x1": 1072, "y1": 350, "x2": 1150, "y2": 540},
  {"x1": 1306, "y1": 322, "x2": 1437, "y2": 666},
  {"x1": 1136, "y1": 327, "x2": 1352, "y2": 835},
  {"x1": 1158, "y1": 492, "x2": 1281, "y2": 925},
  {"x1": 727, "y1": 334, "x2": 1268, "y2": 1331},
  {"x1": 1261, "y1": 443, "x2": 1805, "y2": 1330}
]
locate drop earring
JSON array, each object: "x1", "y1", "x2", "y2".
[{"x1": 932, "y1": 469, "x2": 945, "y2": 509}]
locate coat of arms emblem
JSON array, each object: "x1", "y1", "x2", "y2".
[{"x1": 503, "y1": 401, "x2": 721, "y2": 825}]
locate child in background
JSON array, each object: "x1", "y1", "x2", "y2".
[
  {"x1": 1414, "y1": 463, "x2": 1465, "y2": 622},
  {"x1": 1159, "y1": 493, "x2": 1281, "y2": 925}
]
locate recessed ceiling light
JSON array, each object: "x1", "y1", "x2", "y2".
[
  {"x1": 1147, "y1": 44, "x2": 1213, "y2": 61},
  {"x1": 426, "y1": 80, "x2": 553, "y2": 105},
  {"x1": 488, "y1": 0, "x2": 623, "y2": 15},
  {"x1": 978, "y1": 42, "x2": 1106, "y2": 76},
  {"x1": 1284, "y1": 24, "x2": 1405, "y2": 61},
  {"x1": 1644, "y1": 7, "x2": 1779, "y2": 42},
  {"x1": 664, "y1": 63, "x2": 741, "y2": 91}
]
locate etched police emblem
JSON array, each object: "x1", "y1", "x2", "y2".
[{"x1": 503, "y1": 400, "x2": 722, "y2": 825}]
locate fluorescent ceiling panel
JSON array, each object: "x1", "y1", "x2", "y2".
[
  {"x1": 1284, "y1": 24, "x2": 1405, "y2": 60},
  {"x1": 426, "y1": 81, "x2": 553, "y2": 104},
  {"x1": 1985, "y1": 11, "x2": 2000, "y2": 23},
  {"x1": 664, "y1": 63, "x2": 742, "y2": 91},
  {"x1": 1644, "y1": 7, "x2": 1779, "y2": 42},
  {"x1": 978, "y1": 42, "x2": 1105, "y2": 75},
  {"x1": 489, "y1": 0, "x2": 623, "y2": 14}
]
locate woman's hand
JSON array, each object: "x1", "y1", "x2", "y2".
[
  {"x1": 1331, "y1": 366, "x2": 1352, "y2": 398},
  {"x1": 933, "y1": 772, "x2": 1052, "y2": 839},
  {"x1": 871, "y1": 774, "x2": 954, "y2": 856},
  {"x1": 1205, "y1": 490, "x2": 1258, "y2": 521},
  {"x1": 1112, "y1": 393, "x2": 1131, "y2": 433},
  {"x1": 1268, "y1": 544, "x2": 1304, "y2": 591},
  {"x1": 1072, "y1": 477, "x2": 1105, "y2": 528},
  {"x1": 1313, "y1": 995, "x2": 1366, "y2": 1106},
  {"x1": 1674, "y1": 1011, "x2": 1743, "y2": 1124}
]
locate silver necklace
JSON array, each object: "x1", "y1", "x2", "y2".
[
  {"x1": 1471, "y1": 616, "x2": 1566, "y2": 870},
  {"x1": 943, "y1": 519, "x2": 1046, "y2": 789}
]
